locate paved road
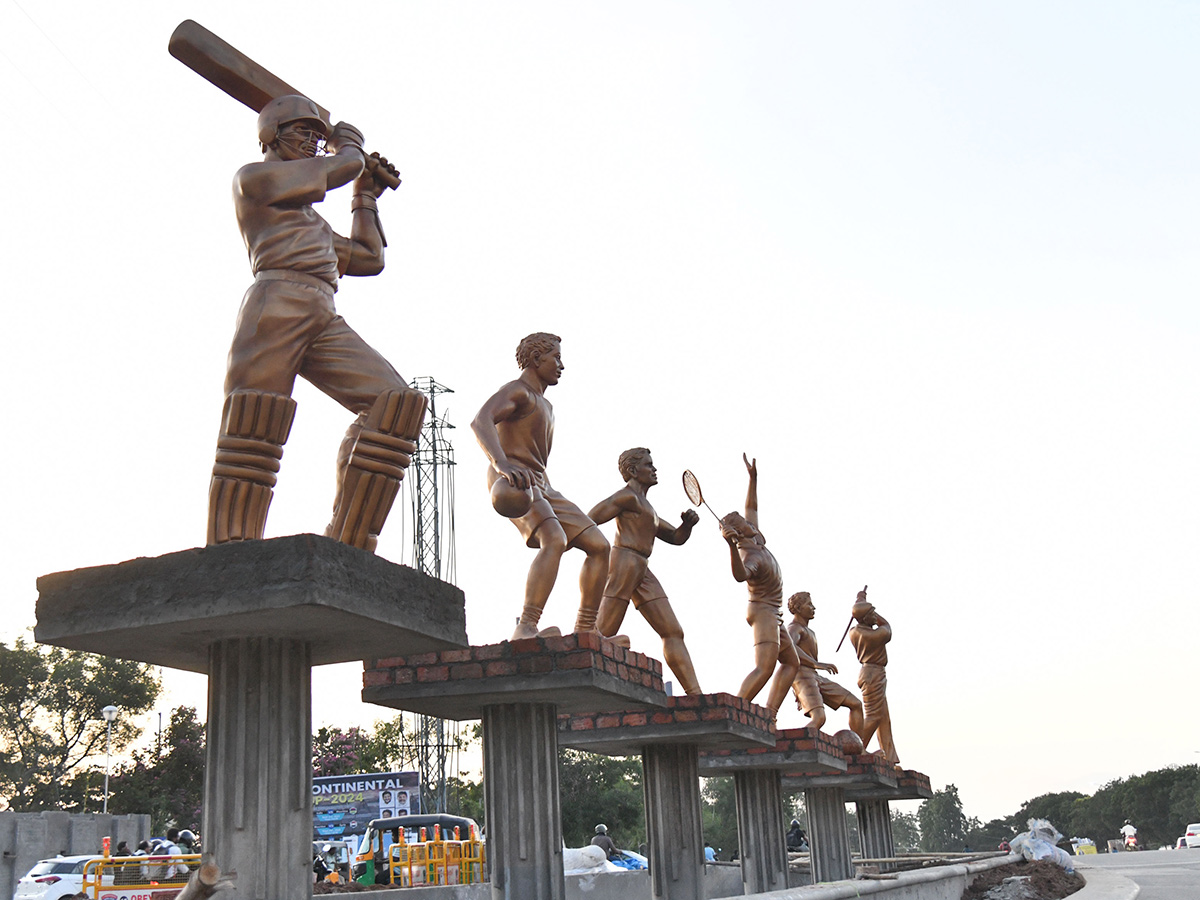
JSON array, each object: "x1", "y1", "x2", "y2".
[{"x1": 1074, "y1": 848, "x2": 1200, "y2": 899}]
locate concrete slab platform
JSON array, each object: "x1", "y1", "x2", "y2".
[
  {"x1": 362, "y1": 632, "x2": 669, "y2": 718},
  {"x1": 35, "y1": 534, "x2": 469, "y2": 673},
  {"x1": 842, "y1": 768, "x2": 933, "y2": 801},
  {"x1": 557, "y1": 692, "x2": 776, "y2": 755},
  {"x1": 781, "y1": 752, "x2": 900, "y2": 793},
  {"x1": 698, "y1": 726, "x2": 847, "y2": 775}
]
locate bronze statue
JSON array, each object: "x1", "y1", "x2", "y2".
[
  {"x1": 786, "y1": 592, "x2": 865, "y2": 736},
  {"x1": 206, "y1": 95, "x2": 427, "y2": 551},
  {"x1": 470, "y1": 334, "x2": 610, "y2": 640},
  {"x1": 588, "y1": 449, "x2": 702, "y2": 695},
  {"x1": 721, "y1": 454, "x2": 800, "y2": 718},
  {"x1": 848, "y1": 589, "x2": 900, "y2": 766}
]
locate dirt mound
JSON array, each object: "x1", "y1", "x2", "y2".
[{"x1": 962, "y1": 859, "x2": 1084, "y2": 900}]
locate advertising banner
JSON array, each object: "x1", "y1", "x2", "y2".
[{"x1": 312, "y1": 771, "x2": 421, "y2": 845}]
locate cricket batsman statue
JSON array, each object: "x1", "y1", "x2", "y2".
[{"x1": 205, "y1": 94, "x2": 426, "y2": 551}]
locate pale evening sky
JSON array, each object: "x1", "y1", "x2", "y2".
[{"x1": 1, "y1": 1, "x2": 1197, "y2": 824}]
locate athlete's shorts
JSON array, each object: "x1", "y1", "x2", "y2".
[
  {"x1": 603, "y1": 546, "x2": 667, "y2": 607},
  {"x1": 225, "y1": 271, "x2": 406, "y2": 412},
  {"x1": 793, "y1": 668, "x2": 856, "y2": 716},
  {"x1": 487, "y1": 468, "x2": 596, "y2": 549}
]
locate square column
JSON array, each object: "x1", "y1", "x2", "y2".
[
  {"x1": 559, "y1": 693, "x2": 776, "y2": 900},
  {"x1": 482, "y1": 703, "x2": 564, "y2": 900},
  {"x1": 37, "y1": 535, "x2": 469, "y2": 900},
  {"x1": 364, "y1": 633, "x2": 668, "y2": 900},
  {"x1": 734, "y1": 769, "x2": 788, "y2": 893},
  {"x1": 643, "y1": 743, "x2": 704, "y2": 899},
  {"x1": 805, "y1": 785, "x2": 854, "y2": 883},
  {"x1": 205, "y1": 637, "x2": 313, "y2": 900},
  {"x1": 855, "y1": 797, "x2": 895, "y2": 867}
]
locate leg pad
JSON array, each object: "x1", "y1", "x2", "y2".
[
  {"x1": 207, "y1": 391, "x2": 297, "y2": 544},
  {"x1": 326, "y1": 389, "x2": 427, "y2": 552}
]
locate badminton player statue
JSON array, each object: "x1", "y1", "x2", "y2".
[
  {"x1": 470, "y1": 333, "x2": 610, "y2": 640},
  {"x1": 720, "y1": 454, "x2": 801, "y2": 719},
  {"x1": 588, "y1": 448, "x2": 702, "y2": 694}
]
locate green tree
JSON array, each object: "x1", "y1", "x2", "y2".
[
  {"x1": 313, "y1": 725, "x2": 399, "y2": 777},
  {"x1": 0, "y1": 637, "x2": 160, "y2": 811},
  {"x1": 917, "y1": 784, "x2": 977, "y2": 851},
  {"x1": 106, "y1": 706, "x2": 205, "y2": 832},
  {"x1": 557, "y1": 749, "x2": 645, "y2": 849},
  {"x1": 891, "y1": 809, "x2": 921, "y2": 852},
  {"x1": 444, "y1": 775, "x2": 484, "y2": 826},
  {"x1": 701, "y1": 776, "x2": 738, "y2": 860}
]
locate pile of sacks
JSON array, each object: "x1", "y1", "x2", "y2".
[{"x1": 1009, "y1": 818, "x2": 1074, "y2": 874}]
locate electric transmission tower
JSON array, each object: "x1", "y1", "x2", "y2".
[{"x1": 403, "y1": 377, "x2": 459, "y2": 814}]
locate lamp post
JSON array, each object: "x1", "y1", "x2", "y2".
[{"x1": 102, "y1": 706, "x2": 118, "y2": 814}]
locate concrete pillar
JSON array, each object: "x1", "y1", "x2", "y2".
[
  {"x1": 856, "y1": 798, "x2": 895, "y2": 869},
  {"x1": 804, "y1": 785, "x2": 853, "y2": 883},
  {"x1": 204, "y1": 637, "x2": 312, "y2": 900},
  {"x1": 482, "y1": 703, "x2": 564, "y2": 900},
  {"x1": 732, "y1": 769, "x2": 788, "y2": 894},
  {"x1": 642, "y1": 743, "x2": 703, "y2": 900}
]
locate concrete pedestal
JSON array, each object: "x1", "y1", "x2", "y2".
[
  {"x1": 482, "y1": 703, "x2": 564, "y2": 900},
  {"x1": 805, "y1": 785, "x2": 854, "y2": 883},
  {"x1": 558, "y1": 693, "x2": 775, "y2": 900},
  {"x1": 734, "y1": 769, "x2": 789, "y2": 894},
  {"x1": 364, "y1": 634, "x2": 669, "y2": 900},
  {"x1": 643, "y1": 743, "x2": 704, "y2": 900},
  {"x1": 856, "y1": 797, "x2": 895, "y2": 867},
  {"x1": 37, "y1": 535, "x2": 469, "y2": 900},
  {"x1": 205, "y1": 637, "x2": 312, "y2": 900}
]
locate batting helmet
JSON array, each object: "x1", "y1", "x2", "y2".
[{"x1": 257, "y1": 95, "x2": 329, "y2": 147}]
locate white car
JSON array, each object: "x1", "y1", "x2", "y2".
[
  {"x1": 1186, "y1": 823, "x2": 1200, "y2": 849},
  {"x1": 14, "y1": 853, "x2": 193, "y2": 900},
  {"x1": 14, "y1": 855, "x2": 96, "y2": 900}
]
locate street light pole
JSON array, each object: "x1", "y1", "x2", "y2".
[{"x1": 102, "y1": 706, "x2": 119, "y2": 814}]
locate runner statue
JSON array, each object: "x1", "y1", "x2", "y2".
[
  {"x1": 721, "y1": 454, "x2": 800, "y2": 718},
  {"x1": 206, "y1": 95, "x2": 427, "y2": 552},
  {"x1": 848, "y1": 588, "x2": 900, "y2": 766},
  {"x1": 470, "y1": 333, "x2": 610, "y2": 640},
  {"x1": 588, "y1": 448, "x2": 702, "y2": 695},
  {"x1": 786, "y1": 591, "x2": 865, "y2": 736}
]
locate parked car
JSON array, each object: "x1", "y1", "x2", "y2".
[
  {"x1": 1186, "y1": 823, "x2": 1200, "y2": 849},
  {"x1": 13, "y1": 855, "x2": 94, "y2": 900},
  {"x1": 14, "y1": 851, "x2": 198, "y2": 900},
  {"x1": 1176, "y1": 837, "x2": 1188, "y2": 850}
]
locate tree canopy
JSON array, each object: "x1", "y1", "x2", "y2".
[
  {"x1": 918, "y1": 783, "x2": 978, "y2": 850},
  {"x1": 107, "y1": 706, "x2": 205, "y2": 832},
  {"x1": 0, "y1": 637, "x2": 160, "y2": 811}
]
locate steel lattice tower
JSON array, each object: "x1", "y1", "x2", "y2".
[{"x1": 404, "y1": 377, "x2": 458, "y2": 814}]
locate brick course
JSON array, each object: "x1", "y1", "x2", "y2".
[
  {"x1": 558, "y1": 692, "x2": 775, "y2": 735},
  {"x1": 365, "y1": 632, "x2": 665, "y2": 694}
]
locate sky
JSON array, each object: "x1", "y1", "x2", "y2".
[{"x1": 2, "y1": 1, "x2": 1198, "y2": 825}]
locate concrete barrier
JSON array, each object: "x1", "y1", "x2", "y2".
[
  {"x1": 0, "y1": 812, "x2": 151, "y2": 900},
  {"x1": 309, "y1": 853, "x2": 1137, "y2": 900}
]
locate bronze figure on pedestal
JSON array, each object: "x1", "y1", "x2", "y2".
[
  {"x1": 721, "y1": 454, "x2": 800, "y2": 718},
  {"x1": 849, "y1": 588, "x2": 900, "y2": 766},
  {"x1": 471, "y1": 334, "x2": 610, "y2": 640},
  {"x1": 205, "y1": 96, "x2": 426, "y2": 552},
  {"x1": 588, "y1": 449, "x2": 702, "y2": 695},
  {"x1": 786, "y1": 591, "x2": 865, "y2": 737}
]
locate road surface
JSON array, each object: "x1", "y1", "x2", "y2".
[{"x1": 1074, "y1": 847, "x2": 1200, "y2": 899}]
